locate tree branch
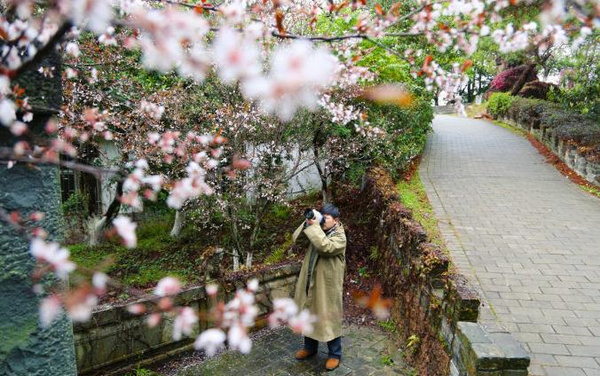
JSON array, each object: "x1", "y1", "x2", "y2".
[
  {"x1": 0, "y1": 147, "x2": 121, "y2": 179},
  {"x1": 14, "y1": 22, "x2": 72, "y2": 78}
]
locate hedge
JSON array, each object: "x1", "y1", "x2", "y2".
[{"x1": 487, "y1": 93, "x2": 600, "y2": 146}]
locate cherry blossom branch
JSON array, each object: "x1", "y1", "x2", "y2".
[
  {"x1": 388, "y1": 4, "x2": 428, "y2": 28},
  {"x1": 271, "y1": 31, "x2": 421, "y2": 42},
  {"x1": 14, "y1": 22, "x2": 73, "y2": 77},
  {"x1": 364, "y1": 37, "x2": 409, "y2": 62},
  {"x1": 0, "y1": 147, "x2": 121, "y2": 179},
  {"x1": 153, "y1": 0, "x2": 220, "y2": 12}
]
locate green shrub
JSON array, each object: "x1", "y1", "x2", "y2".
[
  {"x1": 270, "y1": 204, "x2": 292, "y2": 221},
  {"x1": 487, "y1": 93, "x2": 514, "y2": 118},
  {"x1": 265, "y1": 232, "x2": 293, "y2": 264},
  {"x1": 500, "y1": 96, "x2": 600, "y2": 146},
  {"x1": 359, "y1": 95, "x2": 434, "y2": 178}
]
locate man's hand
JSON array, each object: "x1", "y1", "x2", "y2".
[{"x1": 306, "y1": 218, "x2": 316, "y2": 226}]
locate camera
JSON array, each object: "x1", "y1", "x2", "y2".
[{"x1": 304, "y1": 208, "x2": 325, "y2": 225}]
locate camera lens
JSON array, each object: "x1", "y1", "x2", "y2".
[{"x1": 304, "y1": 208, "x2": 315, "y2": 220}]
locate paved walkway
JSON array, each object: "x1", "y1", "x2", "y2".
[
  {"x1": 179, "y1": 325, "x2": 414, "y2": 375},
  {"x1": 420, "y1": 115, "x2": 600, "y2": 376}
]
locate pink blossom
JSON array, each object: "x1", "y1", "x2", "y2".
[
  {"x1": 30, "y1": 212, "x2": 45, "y2": 221},
  {"x1": 65, "y1": 0, "x2": 114, "y2": 34},
  {"x1": 148, "y1": 132, "x2": 160, "y2": 144},
  {"x1": 213, "y1": 27, "x2": 260, "y2": 84},
  {"x1": 220, "y1": 1, "x2": 247, "y2": 24},
  {"x1": 29, "y1": 238, "x2": 76, "y2": 280},
  {"x1": 227, "y1": 324, "x2": 252, "y2": 354},
  {"x1": 67, "y1": 294, "x2": 98, "y2": 322},
  {"x1": 0, "y1": 75, "x2": 10, "y2": 95},
  {"x1": 40, "y1": 295, "x2": 62, "y2": 327},
  {"x1": 92, "y1": 272, "x2": 109, "y2": 293},
  {"x1": 247, "y1": 279, "x2": 259, "y2": 292},
  {"x1": 113, "y1": 216, "x2": 137, "y2": 248},
  {"x1": 173, "y1": 307, "x2": 198, "y2": 341},
  {"x1": 154, "y1": 277, "x2": 181, "y2": 297},
  {"x1": 194, "y1": 328, "x2": 226, "y2": 356},
  {"x1": 65, "y1": 68, "x2": 78, "y2": 80},
  {"x1": 10, "y1": 121, "x2": 27, "y2": 136},
  {"x1": 0, "y1": 99, "x2": 17, "y2": 126},
  {"x1": 140, "y1": 100, "x2": 165, "y2": 120},
  {"x1": 242, "y1": 41, "x2": 338, "y2": 121},
  {"x1": 166, "y1": 162, "x2": 213, "y2": 209},
  {"x1": 147, "y1": 313, "x2": 162, "y2": 328},
  {"x1": 65, "y1": 42, "x2": 80, "y2": 58},
  {"x1": 268, "y1": 298, "x2": 298, "y2": 328},
  {"x1": 90, "y1": 68, "x2": 98, "y2": 83},
  {"x1": 206, "y1": 284, "x2": 218, "y2": 296},
  {"x1": 22, "y1": 112, "x2": 33, "y2": 122},
  {"x1": 127, "y1": 304, "x2": 146, "y2": 315},
  {"x1": 288, "y1": 309, "x2": 316, "y2": 334}
]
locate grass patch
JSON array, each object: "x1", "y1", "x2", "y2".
[
  {"x1": 378, "y1": 319, "x2": 397, "y2": 333},
  {"x1": 492, "y1": 120, "x2": 528, "y2": 137},
  {"x1": 69, "y1": 214, "x2": 210, "y2": 290},
  {"x1": 581, "y1": 185, "x2": 600, "y2": 198},
  {"x1": 69, "y1": 193, "x2": 319, "y2": 293},
  {"x1": 465, "y1": 102, "x2": 487, "y2": 118},
  {"x1": 264, "y1": 232, "x2": 293, "y2": 265},
  {"x1": 397, "y1": 171, "x2": 446, "y2": 249}
]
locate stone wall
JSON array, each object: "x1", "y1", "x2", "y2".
[
  {"x1": 74, "y1": 263, "x2": 300, "y2": 375},
  {"x1": 499, "y1": 116, "x2": 600, "y2": 187},
  {"x1": 364, "y1": 168, "x2": 529, "y2": 376},
  {"x1": 1, "y1": 50, "x2": 78, "y2": 375}
]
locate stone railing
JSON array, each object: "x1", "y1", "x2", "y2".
[
  {"x1": 499, "y1": 116, "x2": 600, "y2": 187},
  {"x1": 74, "y1": 262, "x2": 301, "y2": 375},
  {"x1": 365, "y1": 167, "x2": 529, "y2": 376}
]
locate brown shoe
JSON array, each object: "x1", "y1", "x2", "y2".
[
  {"x1": 325, "y1": 358, "x2": 340, "y2": 371},
  {"x1": 295, "y1": 348, "x2": 317, "y2": 360}
]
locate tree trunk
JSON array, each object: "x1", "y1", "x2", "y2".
[
  {"x1": 313, "y1": 150, "x2": 328, "y2": 203},
  {"x1": 102, "y1": 180, "x2": 123, "y2": 227},
  {"x1": 245, "y1": 251, "x2": 253, "y2": 268},
  {"x1": 170, "y1": 210, "x2": 185, "y2": 237},
  {"x1": 87, "y1": 180, "x2": 123, "y2": 245},
  {"x1": 233, "y1": 248, "x2": 240, "y2": 272},
  {"x1": 88, "y1": 216, "x2": 106, "y2": 246}
]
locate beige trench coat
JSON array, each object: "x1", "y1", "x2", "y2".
[{"x1": 293, "y1": 221, "x2": 346, "y2": 342}]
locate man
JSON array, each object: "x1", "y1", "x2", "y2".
[{"x1": 292, "y1": 204, "x2": 346, "y2": 371}]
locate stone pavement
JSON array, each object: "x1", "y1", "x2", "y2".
[
  {"x1": 420, "y1": 115, "x2": 600, "y2": 376},
  {"x1": 179, "y1": 325, "x2": 415, "y2": 375}
]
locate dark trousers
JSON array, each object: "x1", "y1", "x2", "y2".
[{"x1": 304, "y1": 336, "x2": 342, "y2": 359}]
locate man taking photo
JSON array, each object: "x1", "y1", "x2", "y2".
[{"x1": 292, "y1": 204, "x2": 346, "y2": 371}]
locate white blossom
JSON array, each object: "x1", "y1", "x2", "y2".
[
  {"x1": 154, "y1": 277, "x2": 181, "y2": 297},
  {"x1": 113, "y1": 216, "x2": 137, "y2": 248},
  {"x1": 173, "y1": 307, "x2": 198, "y2": 341},
  {"x1": 0, "y1": 99, "x2": 17, "y2": 126},
  {"x1": 39, "y1": 295, "x2": 62, "y2": 327},
  {"x1": 30, "y1": 238, "x2": 76, "y2": 280},
  {"x1": 194, "y1": 328, "x2": 226, "y2": 356}
]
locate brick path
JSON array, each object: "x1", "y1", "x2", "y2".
[
  {"x1": 179, "y1": 325, "x2": 414, "y2": 375},
  {"x1": 420, "y1": 115, "x2": 600, "y2": 376}
]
